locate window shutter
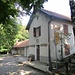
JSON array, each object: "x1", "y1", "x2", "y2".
[
  {"x1": 33, "y1": 27, "x2": 36, "y2": 37},
  {"x1": 39, "y1": 26, "x2": 41, "y2": 36},
  {"x1": 63, "y1": 25, "x2": 68, "y2": 35}
]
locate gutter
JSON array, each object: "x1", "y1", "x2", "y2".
[{"x1": 48, "y1": 16, "x2": 53, "y2": 71}]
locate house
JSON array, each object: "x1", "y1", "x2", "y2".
[
  {"x1": 26, "y1": 9, "x2": 75, "y2": 63},
  {"x1": 12, "y1": 40, "x2": 29, "y2": 56}
]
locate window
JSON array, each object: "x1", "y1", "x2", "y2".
[
  {"x1": 63, "y1": 25, "x2": 68, "y2": 35},
  {"x1": 33, "y1": 26, "x2": 41, "y2": 37}
]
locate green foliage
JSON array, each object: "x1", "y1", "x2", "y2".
[
  {"x1": 0, "y1": 18, "x2": 29, "y2": 52},
  {"x1": 14, "y1": 25, "x2": 29, "y2": 42},
  {"x1": 0, "y1": 49, "x2": 8, "y2": 52},
  {"x1": 0, "y1": 0, "x2": 19, "y2": 24},
  {"x1": 18, "y1": 0, "x2": 48, "y2": 14},
  {"x1": 69, "y1": 0, "x2": 75, "y2": 25},
  {"x1": 0, "y1": 0, "x2": 48, "y2": 24},
  {"x1": 0, "y1": 18, "x2": 18, "y2": 51}
]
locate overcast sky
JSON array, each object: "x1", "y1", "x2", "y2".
[
  {"x1": 21, "y1": 0, "x2": 71, "y2": 25},
  {"x1": 44, "y1": 0, "x2": 71, "y2": 17}
]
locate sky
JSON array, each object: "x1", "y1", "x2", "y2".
[{"x1": 21, "y1": 0, "x2": 71, "y2": 25}]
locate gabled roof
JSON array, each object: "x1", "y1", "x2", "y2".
[
  {"x1": 40, "y1": 9, "x2": 71, "y2": 21},
  {"x1": 13, "y1": 40, "x2": 29, "y2": 48},
  {"x1": 26, "y1": 9, "x2": 72, "y2": 30}
]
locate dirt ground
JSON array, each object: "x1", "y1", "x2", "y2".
[{"x1": 0, "y1": 54, "x2": 45, "y2": 75}]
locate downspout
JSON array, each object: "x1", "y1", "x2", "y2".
[
  {"x1": 60, "y1": 32, "x2": 63, "y2": 62},
  {"x1": 48, "y1": 16, "x2": 53, "y2": 71}
]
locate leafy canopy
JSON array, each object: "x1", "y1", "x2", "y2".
[
  {"x1": 0, "y1": 0, "x2": 48, "y2": 24},
  {"x1": 69, "y1": 0, "x2": 75, "y2": 25},
  {"x1": 14, "y1": 25, "x2": 29, "y2": 42},
  {"x1": 0, "y1": 18, "x2": 19, "y2": 51},
  {"x1": 0, "y1": 18, "x2": 29, "y2": 52}
]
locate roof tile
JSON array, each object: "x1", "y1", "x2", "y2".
[{"x1": 13, "y1": 40, "x2": 29, "y2": 48}]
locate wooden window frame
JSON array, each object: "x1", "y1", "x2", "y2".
[
  {"x1": 63, "y1": 24, "x2": 68, "y2": 35},
  {"x1": 33, "y1": 26, "x2": 41, "y2": 37}
]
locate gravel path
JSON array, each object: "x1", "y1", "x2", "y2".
[{"x1": 0, "y1": 55, "x2": 45, "y2": 75}]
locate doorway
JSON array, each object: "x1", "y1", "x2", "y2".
[{"x1": 36, "y1": 45, "x2": 40, "y2": 60}]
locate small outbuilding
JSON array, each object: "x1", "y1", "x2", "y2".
[{"x1": 12, "y1": 40, "x2": 29, "y2": 56}]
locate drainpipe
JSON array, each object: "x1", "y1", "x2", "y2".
[
  {"x1": 60, "y1": 32, "x2": 63, "y2": 62},
  {"x1": 48, "y1": 16, "x2": 53, "y2": 71}
]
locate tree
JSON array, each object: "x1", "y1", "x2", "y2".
[
  {"x1": 0, "y1": 0, "x2": 48, "y2": 25},
  {"x1": 0, "y1": 0, "x2": 18, "y2": 24},
  {"x1": 14, "y1": 25, "x2": 29, "y2": 42},
  {"x1": 0, "y1": 18, "x2": 19, "y2": 52},
  {"x1": 69, "y1": 0, "x2": 75, "y2": 25},
  {"x1": 0, "y1": 18, "x2": 29, "y2": 52},
  {"x1": 18, "y1": 0, "x2": 48, "y2": 14}
]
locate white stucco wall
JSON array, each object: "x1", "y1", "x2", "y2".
[
  {"x1": 29, "y1": 12, "x2": 50, "y2": 45},
  {"x1": 50, "y1": 20, "x2": 74, "y2": 60},
  {"x1": 24, "y1": 47, "x2": 29, "y2": 57},
  {"x1": 27, "y1": 47, "x2": 35, "y2": 57},
  {"x1": 11, "y1": 50, "x2": 17, "y2": 55},
  {"x1": 29, "y1": 11, "x2": 50, "y2": 62},
  {"x1": 40, "y1": 46, "x2": 49, "y2": 63}
]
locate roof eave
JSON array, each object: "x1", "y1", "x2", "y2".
[
  {"x1": 26, "y1": 11, "x2": 37, "y2": 30},
  {"x1": 26, "y1": 9, "x2": 72, "y2": 30},
  {"x1": 39, "y1": 9, "x2": 72, "y2": 23}
]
